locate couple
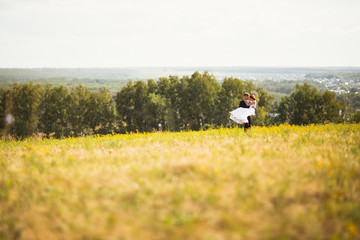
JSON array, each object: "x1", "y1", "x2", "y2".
[{"x1": 229, "y1": 92, "x2": 256, "y2": 132}]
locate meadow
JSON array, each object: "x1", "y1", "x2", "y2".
[{"x1": 1, "y1": 124, "x2": 359, "y2": 240}]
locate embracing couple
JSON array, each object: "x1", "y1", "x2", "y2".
[{"x1": 229, "y1": 92, "x2": 256, "y2": 132}]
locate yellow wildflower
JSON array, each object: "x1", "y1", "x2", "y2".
[{"x1": 348, "y1": 223, "x2": 358, "y2": 236}]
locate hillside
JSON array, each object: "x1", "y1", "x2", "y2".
[
  {"x1": 1, "y1": 124, "x2": 359, "y2": 239},
  {"x1": 1, "y1": 67, "x2": 359, "y2": 94}
]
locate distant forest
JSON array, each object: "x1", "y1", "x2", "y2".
[
  {"x1": 2, "y1": 67, "x2": 358, "y2": 96},
  {"x1": 1, "y1": 71, "x2": 359, "y2": 139}
]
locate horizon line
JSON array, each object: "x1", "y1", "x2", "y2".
[{"x1": 1, "y1": 65, "x2": 360, "y2": 69}]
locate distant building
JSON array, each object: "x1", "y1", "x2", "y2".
[{"x1": 330, "y1": 89, "x2": 348, "y2": 94}]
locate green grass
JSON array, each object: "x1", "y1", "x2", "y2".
[{"x1": 1, "y1": 124, "x2": 360, "y2": 240}]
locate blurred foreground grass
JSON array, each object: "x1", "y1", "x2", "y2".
[{"x1": 1, "y1": 124, "x2": 360, "y2": 240}]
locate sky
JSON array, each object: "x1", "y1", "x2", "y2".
[{"x1": 0, "y1": 0, "x2": 359, "y2": 68}]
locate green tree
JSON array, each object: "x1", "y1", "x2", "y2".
[
  {"x1": 2, "y1": 89, "x2": 14, "y2": 137},
  {"x1": 319, "y1": 91, "x2": 341, "y2": 123},
  {"x1": 147, "y1": 79, "x2": 157, "y2": 94},
  {"x1": 276, "y1": 95, "x2": 291, "y2": 123},
  {"x1": 216, "y1": 77, "x2": 246, "y2": 126},
  {"x1": 115, "y1": 81, "x2": 136, "y2": 133},
  {"x1": 252, "y1": 106, "x2": 268, "y2": 126},
  {"x1": 336, "y1": 92, "x2": 360, "y2": 123},
  {"x1": 39, "y1": 84, "x2": 69, "y2": 138},
  {"x1": 179, "y1": 72, "x2": 220, "y2": 130},
  {"x1": 115, "y1": 81, "x2": 150, "y2": 132},
  {"x1": 133, "y1": 81, "x2": 149, "y2": 132},
  {"x1": 11, "y1": 83, "x2": 43, "y2": 138},
  {"x1": 0, "y1": 87, "x2": 5, "y2": 131},
  {"x1": 157, "y1": 76, "x2": 180, "y2": 131},
  {"x1": 290, "y1": 84, "x2": 318, "y2": 124},
  {"x1": 157, "y1": 77, "x2": 171, "y2": 97},
  {"x1": 351, "y1": 111, "x2": 360, "y2": 123},
  {"x1": 248, "y1": 87, "x2": 274, "y2": 126},
  {"x1": 255, "y1": 86, "x2": 273, "y2": 110},
  {"x1": 276, "y1": 84, "x2": 341, "y2": 125},
  {"x1": 86, "y1": 88, "x2": 116, "y2": 134},
  {"x1": 67, "y1": 85, "x2": 91, "y2": 136},
  {"x1": 244, "y1": 81, "x2": 256, "y2": 93},
  {"x1": 143, "y1": 93, "x2": 167, "y2": 131}
]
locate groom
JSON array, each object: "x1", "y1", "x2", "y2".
[{"x1": 239, "y1": 92, "x2": 251, "y2": 132}]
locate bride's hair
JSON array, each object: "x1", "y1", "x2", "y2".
[{"x1": 250, "y1": 95, "x2": 256, "y2": 100}]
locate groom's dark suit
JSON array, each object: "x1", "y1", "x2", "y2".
[{"x1": 239, "y1": 100, "x2": 251, "y2": 130}]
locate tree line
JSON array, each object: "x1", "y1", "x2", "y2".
[{"x1": 0, "y1": 71, "x2": 348, "y2": 139}]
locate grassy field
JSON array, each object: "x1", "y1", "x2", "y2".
[{"x1": 1, "y1": 124, "x2": 360, "y2": 240}]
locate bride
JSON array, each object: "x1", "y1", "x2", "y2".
[{"x1": 229, "y1": 94, "x2": 257, "y2": 124}]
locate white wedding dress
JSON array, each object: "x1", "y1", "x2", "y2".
[{"x1": 229, "y1": 100, "x2": 256, "y2": 124}]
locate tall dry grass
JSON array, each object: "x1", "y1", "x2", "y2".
[{"x1": 1, "y1": 124, "x2": 359, "y2": 240}]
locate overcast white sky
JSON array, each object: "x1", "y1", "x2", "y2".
[{"x1": 0, "y1": 0, "x2": 359, "y2": 67}]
